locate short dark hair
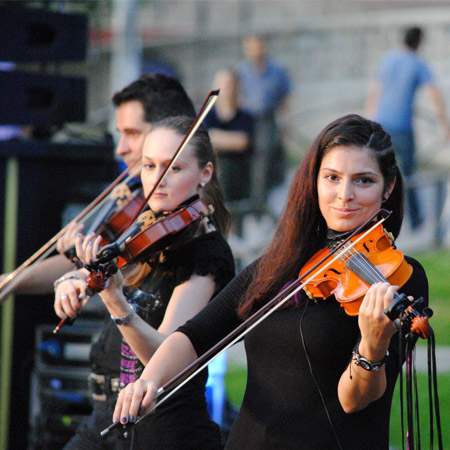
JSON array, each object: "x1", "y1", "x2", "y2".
[
  {"x1": 112, "y1": 73, "x2": 196, "y2": 123},
  {"x1": 404, "y1": 27, "x2": 423, "y2": 50}
]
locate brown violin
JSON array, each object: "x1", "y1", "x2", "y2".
[
  {"x1": 63, "y1": 184, "x2": 146, "y2": 266},
  {"x1": 89, "y1": 184, "x2": 146, "y2": 243},
  {"x1": 53, "y1": 196, "x2": 213, "y2": 333},
  {"x1": 99, "y1": 196, "x2": 213, "y2": 265}
]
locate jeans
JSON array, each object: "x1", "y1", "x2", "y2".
[{"x1": 390, "y1": 132, "x2": 423, "y2": 229}]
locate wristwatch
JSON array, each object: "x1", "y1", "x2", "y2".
[
  {"x1": 352, "y1": 343, "x2": 388, "y2": 372},
  {"x1": 110, "y1": 303, "x2": 136, "y2": 326}
]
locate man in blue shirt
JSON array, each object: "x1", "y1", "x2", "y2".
[
  {"x1": 237, "y1": 35, "x2": 291, "y2": 208},
  {"x1": 366, "y1": 26, "x2": 450, "y2": 229}
]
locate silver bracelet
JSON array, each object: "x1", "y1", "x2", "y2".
[
  {"x1": 53, "y1": 274, "x2": 82, "y2": 292},
  {"x1": 110, "y1": 303, "x2": 136, "y2": 326}
]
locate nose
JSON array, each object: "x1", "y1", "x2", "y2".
[
  {"x1": 116, "y1": 136, "x2": 129, "y2": 157},
  {"x1": 338, "y1": 179, "x2": 355, "y2": 202},
  {"x1": 152, "y1": 167, "x2": 167, "y2": 189}
]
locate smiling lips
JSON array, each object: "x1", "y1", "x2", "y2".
[{"x1": 333, "y1": 207, "x2": 359, "y2": 216}]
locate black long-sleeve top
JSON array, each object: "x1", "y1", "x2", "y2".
[{"x1": 178, "y1": 255, "x2": 428, "y2": 450}]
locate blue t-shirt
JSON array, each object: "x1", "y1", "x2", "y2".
[
  {"x1": 237, "y1": 59, "x2": 291, "y2": 116},
  {"x1": 375, "y1": 50, "x2": 433, "y2": 133}
]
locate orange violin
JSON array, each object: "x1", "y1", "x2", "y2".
[{"x1": 299, "y1": 223, "x2": 413, "y2": 316}]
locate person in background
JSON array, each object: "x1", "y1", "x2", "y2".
[
  {"x1": 237, "y1": 34, "x2": 291, "y2": 208},
  {"x1": 112, "y1": 114, "x2": 429, "y2": 450},
  {"x1": 205, "y1": 68, "x2": 253, "y2": 203},
  {"x1": 365, "y1": 26, "x2": 450, "y2": 229}
]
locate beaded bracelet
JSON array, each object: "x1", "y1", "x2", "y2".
[{"x1": 53, "y1": 274, "x2": 83, "y2": 292}]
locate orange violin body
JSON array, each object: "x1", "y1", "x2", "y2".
[{"x1": 299, "y1": 224, "x2": 413, "y2": 316}]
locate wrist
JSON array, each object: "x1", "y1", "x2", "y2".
[
  {"x1": 352, "y1": 341, "x2": 388, "y2": 372},
  {"x1": 101, "y1": 289, "x2": 128, "y2": 312},
  {"x1": 53, "y1": 273, "x2": 84, "y2": 291},
  {"x1": 358, "y1": 338, "x2": 390, "y2": 363},
  {"x1": 110, "y1": 303, "x2": 136, "y2": 326}
]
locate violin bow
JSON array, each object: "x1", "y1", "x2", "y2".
[
  {"x1": 0, "y1": 159, "x2": 141, "y2": 304},
  {"x1": 102, "y1": 209, "x2": 392, "y2": 436}
]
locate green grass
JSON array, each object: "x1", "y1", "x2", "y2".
[
  {"x1": 224, "y1": 366, "x2": 247, "y2": 407},
  {"x1": 389, "y1": 373, "x2": 450, "y2": 449}
]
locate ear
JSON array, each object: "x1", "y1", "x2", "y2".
[
  {"x1": 383, "y1": 177, "x2": 396, "y2": 201},
  {"x1": 199, "y1": 162, "x2": 213, "y2": 186}
]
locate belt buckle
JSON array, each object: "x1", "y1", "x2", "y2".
[
  {"x1": 88, "y1": 373, "x2": 107, "y2": 402},
  {"x1": 110, "y1": 378, "x2": 120, "y2": 393}
]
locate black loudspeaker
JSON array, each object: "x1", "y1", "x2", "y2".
[
  {"x1": 0, "y1": 6, "x2": 87, "y2": 62},
  {"x1": 0, "y1": 139, "x2": 116, "y2": 450},
  {"x1": 0, "y1": 71, "x2": 86, "y2": 125}
]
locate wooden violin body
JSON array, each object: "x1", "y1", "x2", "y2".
[{"x1": 299, "y1": 224, "x2": 413, "y2": 316}]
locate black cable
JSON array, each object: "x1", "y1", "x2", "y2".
[
  {"x1": 428, "y1": 337, "x2": 434, "y2": 449},
  {"x1": 299, "y1": 299, "x2": 343, "y2": 450},
  {"x1": 399, "y1": 331, "x2": 405, "y2": 450},
  {"x1": 412, "y1": 348, "x2": 421, "y2": 449},
  {"x1": 430, "y1": 333, "x2": 443, "y2": 450}
]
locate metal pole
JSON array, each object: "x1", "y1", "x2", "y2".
[
  {"x1": 108, "y1": 0, "x2": 142, "y2": 137},
  {"x1": 0, "y1": 157, "x2": 19, "y2": 450}
]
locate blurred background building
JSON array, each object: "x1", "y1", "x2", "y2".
[{"x1": 84, "y1": 0, "x2": 450, "y2": 256}]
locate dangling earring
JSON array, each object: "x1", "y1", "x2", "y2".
[{"x1": 200, "y1": 182, "x2": 205, "y2": 188}]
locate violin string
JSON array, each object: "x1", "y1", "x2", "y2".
[
  {"x1": 338, "y1": 244, "x2": 388, "y2": 286},
  {"x1": 348, "y1": 248, "x2": 387, "y2": 284}
]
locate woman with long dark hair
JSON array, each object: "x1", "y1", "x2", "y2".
[
  {"x1": 113, "y1": 114, "x2": 428, "y2": 449},
  {"x1": 54, "y1": 116, "x2": 234, "y2": 450}
]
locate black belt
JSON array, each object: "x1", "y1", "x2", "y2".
[{"x1": 88, "y1": 373, "x2": 120, "y2": 402}]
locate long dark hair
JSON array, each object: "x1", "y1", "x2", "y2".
[{"x1": 238, "y1": 114, "x2": 404, "y2": 318}]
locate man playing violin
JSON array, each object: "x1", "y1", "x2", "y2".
[
  {"x1": 113, "y1": 114, "x2": 429, "y2": 450},
  {"x1": 0, "y1": 73, "x2": 196, "y2": 295}
]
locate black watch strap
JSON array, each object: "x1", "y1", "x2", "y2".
[{"x1": 352, "y1": 343, "x2": 388, "y2": 372}]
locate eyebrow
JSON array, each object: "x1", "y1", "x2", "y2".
[
  {"x1": 320, "y1": 167, "x2": 379, "y2": 177},
  {"x1": 142, "y1": 155, "x2": 187, "y2": 165},
  {"x1": 117, "y1": 127, "x2": 141, "y2": 133}
]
